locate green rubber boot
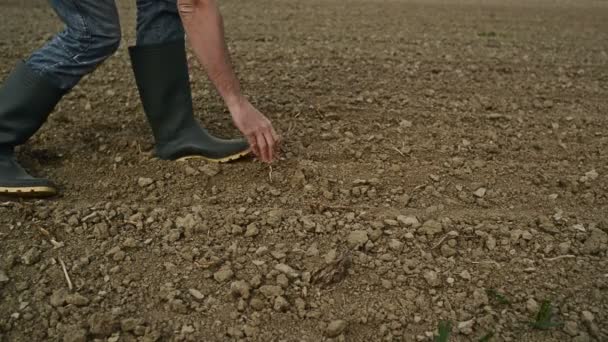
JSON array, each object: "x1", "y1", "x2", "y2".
[
  {"x1": 0, "y1": 62, "x2": 64, "y2": 197},
  {"x1": 129, "y1": 39, "x2": 250, "y2": 162}
]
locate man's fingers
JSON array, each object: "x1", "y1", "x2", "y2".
[
  {"x1": 256, "y1": 133, "x2": 269, "y2": 163},
  {"x1": 263, "y1": 130, "x2": 276, "y2": 162},
  {"x1": 246, "y1": 135, "x2": 261, "y2": 158}
]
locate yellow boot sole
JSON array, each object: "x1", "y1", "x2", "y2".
[
  {"x1": 0, "y1": 185, "x2": 57, "y2": 197},
  {"x1": 176, "y1": 149, "x2": 251, "y2": 163}
]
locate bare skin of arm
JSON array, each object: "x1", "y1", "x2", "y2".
[{"x1": 177, "y1": 0, "x2": 279, "y2": 163}]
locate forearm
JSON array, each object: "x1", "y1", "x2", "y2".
[{"x1": 178, "y1": 0, "x2": 244, "y2": 109}]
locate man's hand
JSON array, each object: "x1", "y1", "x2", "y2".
[
  {"x1": 229, "y1": 99, "x2": 280, "y2": 163},
  {"x1": 178, "y1": 0, "x2": 280, "y2": 163}
]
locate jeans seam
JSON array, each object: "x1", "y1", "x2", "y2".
[{"x1": 39, "y1": 0, "x2": 92, "y2": 78}]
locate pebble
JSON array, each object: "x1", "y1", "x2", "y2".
[
  {"x1": 459, "y1": 270, "x2": 471, "y2": 281},
  {"x1": 88, "y1": 312, "x2": 118, "y2": 337},
  {"x1": 63, "y1": 327, "x2": 87, "y2": 342},
  {"x1": 420, "y1": 220, "x2": 443, "y2": 236},
  {"x1": 213, "y1": 267, "x2": 234, "y2": 283},
  {"x1": 472, "y1": 288, "x2": 489, "y2": 307},
  {"x1": 200, "y1": 163, "x2": 221, "y2": 177},
  {"x1": 423, "y1": 270, "x2": 441, "y2": 287},
  {"x1": 258, "y1": 285, "x2": 284, "y2": 298},
  {"x1": 582, "y1": 228, "x2": 607, "y2": 254},
  {"x1": 0, "y1": 269, "x2": 9, "y2": 283},
  {"x1": 347, "y1": 230, "x2": 369, "y2": 248},
  {"x1": 388, "y1": 239, "x2": 404, "y2": 251},
  {"x1": 188, "y1": 288, "x2": 205, "y2": 301},
  {"x1": 50, "y1": 289, "x2": 68, "y2": 307},
  {"x1": 526, "y1": 298, "x2": 539, "y2": 313},
  {"x1": 563, "y1": 320, "x2": 579, "y2": 337},
  {"x1": 397, "y1": 215, "x2": 420, "y2": 227},
  {"x1": 21, "y1": 247, "x2": 41, "y2": 265},
  {"x1": 274, "y1": 296, "x2": 290, "y2": 312},
  {"x1": 473, "y1": 188, "x2": 487, "y2": 198},
  {"x1": 66, "y1": 293, "x2": 90, "y2": 306},
  {"x1": 581, "y1": 310, "x2": 594, "y2": 323},
  {"x1": 486, "y1": 235, "x2": 497, "y2": 250},
  {"x1": 137, "y1": 177, "x2": 153, "y2": 187},
  {"x1": 245, "y1": 223, "x2": 259, "y2": 237},
  {"x1": 440, "y1": 244, "x2": 457, "y2": 257},
  {"x1": 230, "y1": 281, "x2": 251, "y2": 299},
  {"x1": 275, "y1": 263, "x2": 300, "y2": 279},
  {"x1": 326, "y1": 320, "x2": 348, "y2": 337},
  {"x1": 457, "y1": 319, "x2": 474, "y2": 335}
]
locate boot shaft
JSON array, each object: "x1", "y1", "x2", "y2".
[{"x1": 0, "y1": 62, "x2": 65, "y2": 150}]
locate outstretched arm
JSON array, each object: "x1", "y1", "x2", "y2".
[{"x1": 178, "y1": 0, "x2": 279, "y2": 163}]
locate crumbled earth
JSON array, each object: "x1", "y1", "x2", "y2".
[{"x1": 1, "y1": 0, "x2": 607, "y2": 341}]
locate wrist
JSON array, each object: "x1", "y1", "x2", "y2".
[{"x1": 225, "y1": 93, "x2": 247, "y2": 112}]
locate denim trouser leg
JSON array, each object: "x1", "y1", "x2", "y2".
[
  {"x1": 25, "y1": 0, "x2": 121, "y2": 91},
  {"x1": 136, "y1": 0, "x2": 185, "y2": 46}
]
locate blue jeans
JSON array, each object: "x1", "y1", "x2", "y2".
[{"x1": 26, "y1": 0, "x2": 184, "y2": 91}]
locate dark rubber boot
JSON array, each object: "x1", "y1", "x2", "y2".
[
  {"x1": 128, "y1": 39, "x2": 250, "y2": 162},
  {"x1": 0, "y1": 62, "x2": 64, "y2": 197}
]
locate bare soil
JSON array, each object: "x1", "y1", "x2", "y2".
[{"x1": 1, "y1": 0, "x2": 607, "y2": 341}]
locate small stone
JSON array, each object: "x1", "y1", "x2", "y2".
[
  {"x1": 563, "y1": 320, "x2": 579, "y2": 337},
  {"x1": 526, "y1": 298, "x2": 539, "y2": 313},
  {"x1": 423, "y1": 270, "x2": 441, "y2": 287},
  {"x1": 384, "y1": 219, "x2": 399, "y2": 226},
  {"x1": 473, "y1": 188, "x2": 487, "y2": 198},
  {"x1": 50, "y1": 289, "x2": 69, "y2": 307},
  {"x1": 258, "y1": 285, "x2": 284, "y2": 298},
  {"x1": 200, "y1": 163, "x2": 221, "y2": 177},
  {"x1": 121, "y1": 318, "x2": 142, "y2": 332},
  {"x1": 459, "y1": 270, "x2": 471, "y2": 281},
  {"x1": 440, "y1": 244, "x2": 457, "y2": 257},
  {"x1": 537, "y1": 215, "x2": 559, "y2": 234},
  {"x1": 66, "y1": 293, "x2": 89, "y2": 306},
  {"x1": 245, "y1": 223, "x2": 259, "y2": 237},
  {"x1": 181, "y1": 325, "x2": 195, "y2": 334},
  {"x1": 326, "y1": 320, "x2": 348, "y2": 337},
  {"x1": 243, "y1": 324, "x2": 258, "y2": 337},
  {"x1": 250, "y1": 297, "x2": 265, "y2": 311},
  {"x1": 213, "y1": 267, "x2": 234, "y2": 283},
  {"x1": 275, "y1": 263, "x2": 300, "y2": 279},
  {"x1": 457, "y1": 319, "x2": 475, "y2": 335},
  {"x1": 230, "y1": 281, "x2": 251, "y2": 299},
  {"x1": 63, "y1": 327, "x2": 87, "y2": 342},
  {"x1": 558, "y1": 241, "x2": 571, "y2": 254},
  {"x1": 0, "y1": 270, "x2": 9, "y2": 283},
  {"x1": 581, "y1": 310, "x2": 594, "y2": 323},
  {"x1": 276, "y1": 274, "x2": 289, "y2": 288},
  {"x1": 397, "y1": 215, "x2": 420, "y2": 227},
  {"x1": 184, "y1": 166, "x2": 197, "y2": 176},
  {"x1": 582, "y1": 228, "x2": 608, "y2": 255},
  {"x1": 273, "y1": 296, "x2": 290, "y2": 312},
  {"x1": 137, "y1": 177, "x2": 153, "y2": 187},
  {"x1": 21, "y1": 247, "x2": 41, "y2": 265},
  {"x1": 420, "y1": 220, "x2": 443, "y2": 236},
  {"x1": 486, "y1": 235, "x2": 497, "y2": 250},
  {"x1": 188, "y1": 288, "x2": 205, "y2": 301},
  {"x1": 88, "y1": 313, "x2": 118, "y2": 337},
  {"x1": 472, "y1": 288, "x2": 489, "y2": 307},
  {"x1": 323, "y1": 249, "x2": 337, "y2": 263},
  {"x1": 388, "y1": 239, "x2": 404, "y2": 252},
  {"x1": 347, "y1": 230, "x2": 369, "y2": 248},
  {"x1": 582, "y1": 170, "x2": 599, "y2": 182}
]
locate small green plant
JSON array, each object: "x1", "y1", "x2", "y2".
[
  {"x1": 529, "y1": 300, "x2": 562, "y2": 330},
  {"x1": 478, "y1": 331, "x2": 495, "y2": 342},
  {"x1": 434, "y1": 320, "x2": 452, "y2": 342},
  {"x1": 486, "y1": 288, "x2": 511, "y2": 305}
]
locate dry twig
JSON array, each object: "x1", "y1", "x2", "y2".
[{"x1": 59, "y1": 258, "x2": 73, "y2": 291}]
